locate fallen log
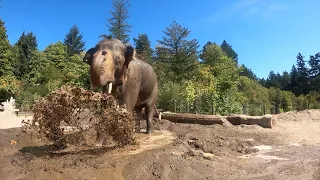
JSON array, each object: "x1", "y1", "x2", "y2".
[
  {"x1": 225, "y1": 114, "x2": 276, "y2": 128},
  {"x1": 159, "y1": 112, "x2": 224, "y2": 125},
  {"x1": 141, "y1": 110, "x2": 276, "y2": 128},
  {"x1": 159, "y1": 112, "x2": 276, "y2": 128}
]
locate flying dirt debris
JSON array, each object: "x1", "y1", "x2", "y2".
[{"x1": 22, "y1": 85, "x2": 136, "y2": 150}]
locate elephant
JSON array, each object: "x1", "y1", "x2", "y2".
[{"x1": 83, "y1": 38, "x2": 158, "y2": 134}]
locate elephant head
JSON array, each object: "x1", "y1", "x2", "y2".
[{"x1": 83, "y1": 38, "x2": 134, "y2": 93}]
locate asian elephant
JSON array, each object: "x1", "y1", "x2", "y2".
[{"x1": 83, "y1": 38, "x2": 158, "y2": 134}]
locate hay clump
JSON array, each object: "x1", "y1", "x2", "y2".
[{"x1": 22, "y1": 85, "x2": 135, "y2": 149}]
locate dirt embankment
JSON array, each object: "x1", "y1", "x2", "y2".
[{"x1": 1, "y1": 109, "x2": 320, "y2": 180}]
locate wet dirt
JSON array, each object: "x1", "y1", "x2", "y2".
[{"x1": 1, "y1": 109, "x2": 320, "y2": 180}]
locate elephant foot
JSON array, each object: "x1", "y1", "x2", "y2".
[{"x1": 146, "y1": 130, "x2": 152, "y2": 135}]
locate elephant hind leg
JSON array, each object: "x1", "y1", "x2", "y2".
[
  {"x1": 133, "y1": 106, "x2": 143, "y2": 133},
  {"x1": 145, "y1": 104, "x2": 155, "y2": 134}
]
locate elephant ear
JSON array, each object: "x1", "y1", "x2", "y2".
[
  {"x1": 124, "y1": 44, "x2": 134, "y2": 67},
  {"x1": 83, "y1": 48, "x2": 95, "y2": 65}
]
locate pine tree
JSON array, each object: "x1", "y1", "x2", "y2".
[
  {"x1": 239, "y1": 65, "x2": 258, "y2": 80},
  {"x1": 281, "y1": 71, "x2": 291, "y2": 91},
  {"x1": 156, "y1": 20, "x2": 199, "y2": 82},
  {"x1": 106, "y1": 0, "x2": 132, "y2": 43},
  {"x1": 133, "y1": 33, "x2": 153, "y2": 63},
  {"x1": 308, "y1": 52, "x2": 320, "y2": 91},
  {"x1": 296, "y1": 53, "x2": 309, "y2": 95},
  {"x1": 309, "y1": 52, "x2": 320, "y2": 77},
  {"x1": 220, "y1": 40, "x2": 238, "y2": 64},
  {"x1": 14, "y1": 31, "x2": 38, "y2": 79},
  {"x1": 290, "y1": 65, "x2": 299, "y2": 94},
  {"x1": 200, "y1": 41, "x2": 215, "y2": 61},
  {"x1": 0, "y1": 18, "x2": 14, "y2": 77},
  {"x1": 265, "y1": 71, "x2": 281, "y2": 88},
  {"x1": 64, "y1": 24, "x2": 85, "y2": 56}
]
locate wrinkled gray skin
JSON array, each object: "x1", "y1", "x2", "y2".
[{"x1": 83, "y1": 38, "x2": 158, "y2": 134}]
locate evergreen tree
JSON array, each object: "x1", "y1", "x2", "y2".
[
  {"x1": 220, "y1": 40, "x2": 238, "y2": 64},
  {"x1": 64, "y1": 24, "x2": 85, "y2": 56},
  {"x1": 200, "y1": 41, "x2": 215, "y2": 61},
  {"x1": 106, "y1": 0, "x2": 132, "y2": 43},
  {"x1": 0, "y1": 19, "x2": 15, "y2": 77},
  {"x1": 308, "y1": 52, "x2": 320, "y2": 91},
  {"x1": 265, "y1": 71, "x2": 281, "y2": 88},
  {"x1": 133, "y1": 33, "x2": 153, "y2": 63},
  {"x1": 14, "y1": 31, "x2": 38, "y2": 79},
  {"x1": 239, "y1": 65, "x2": 258, "y2": 80},
  {"x1": 156, "y1": 20, "x2": 199, "y2": 82},
  {"x1": 258, "y1": 78, "x2": 267, "y2": 87},
  {"x1": 157, "y1": 20, "x2": 199, "y2": 57},
  {"x1": 281, "y1": 71, "x2": 291, "y2": 91},
  {"x1": 296, "y1": 53, "x2": 309, "y2": 95},
  {"x1": 309, "y1": 52, "x2": 320, "y2": 77},
  {"x1": 290, "y1": 65, "x2": 299, "y2": 94}
]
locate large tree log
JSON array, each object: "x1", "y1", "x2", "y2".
[
  {"x1": 141, "y1": 110, "x2": 276, "y2": 128},
  {"x1": 153, "y1": 112, "x2": 276, "y2": 128},
  {"x1": 159, "y1": 112, "x2": 224, "y2": 125},
  {"x1": 225, "y1": 114, "x2": 276, "y2": 128}
]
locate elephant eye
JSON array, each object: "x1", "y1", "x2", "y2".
[{"x1": 102, "y1": 50, "x2": 107, "y2": 56}]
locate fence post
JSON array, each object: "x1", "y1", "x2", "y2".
[
  {"x1": 263, "y1": 104, "x2": 266, "y2": 115},
  {"x1": 187, "y1": 102, "x2": 190, "y2": 113},
  {"x1": 211, "y1": 101, "x2": 215, "y2": 115},
  {"x1": 173, "y1": 99, "x2": 176, "y2": 113},
  {"x1": 243, "y1": 104, "x2": 247, "y2": 115}
]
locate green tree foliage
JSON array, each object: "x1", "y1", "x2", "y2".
[
  {"x1": 106, "y1": 0, "x2": 132, "y2": 43},
  {"x1": 201, "y1": 44, "x2": 241, "y2": 115},
  {"x1": 0, "y1": 19, "x2": 15, "y2": 77},
  {"x1": 239, "y1": 64, "x2": 258, "y2": 80},
  {"x1": 308, "y1": 52, "x2": 320, "y2": 92},
  {"x1": 220, "y1": 40, "x2": 238, "y2": 64},
  {"x1": 14, "y1": 31, "x2": 38, "y2": 79},
  {"x1": 265, "y1": 71, "x2": 281, "y2": 88},
  {"x1": 0, "y1": 75, "x2": 20, "y2": 100},
  {"x1": 43, "y1": 41, "x2": 68, "y2": 70},
  {"x1": 64, "y1": 24, "x2": 85, "y2": 56},
  {"x1": 62, "y1": 54, "x2": 90, "y2": 88},
  {"x1": 199, "y1": 41, "x2": 216, "y2": 61},
  {"x1": 202, "y1": 44, "x2": 238, "y2": 91},
  {"x1": 25, "y1": 50, "x2": 52, "y2": 85},
  {"x1": 133, "y1": 33, "x2": 153, "y2": 63},
  {"x1": 238, "y1": 76, "x2": 270, "y2": 115},
  {"x1": 295, "y1": 53, "x2": 310, "y2": 95},
  {"x1": 156, "y1": 20, "x2": 199, "y2": 82}
]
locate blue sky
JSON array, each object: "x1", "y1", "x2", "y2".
[{"x1": 1, "y1": 0, "x2": 319, "y2": 78}]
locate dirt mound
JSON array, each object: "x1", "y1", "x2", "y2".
[
  {"x1": 276, "y1": 109, "x2": 320, "y2": 122},
  {"x1": 22, "y1": 85, "x2": 135, "y2": 151}
]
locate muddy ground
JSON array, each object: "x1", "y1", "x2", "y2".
[{"x1": 1, "y1": 109, "x2": 320, "y2": 180}]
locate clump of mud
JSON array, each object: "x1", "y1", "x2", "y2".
[{"x1": 22, "y1": 85, "x2": 135, "y2": 150}]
